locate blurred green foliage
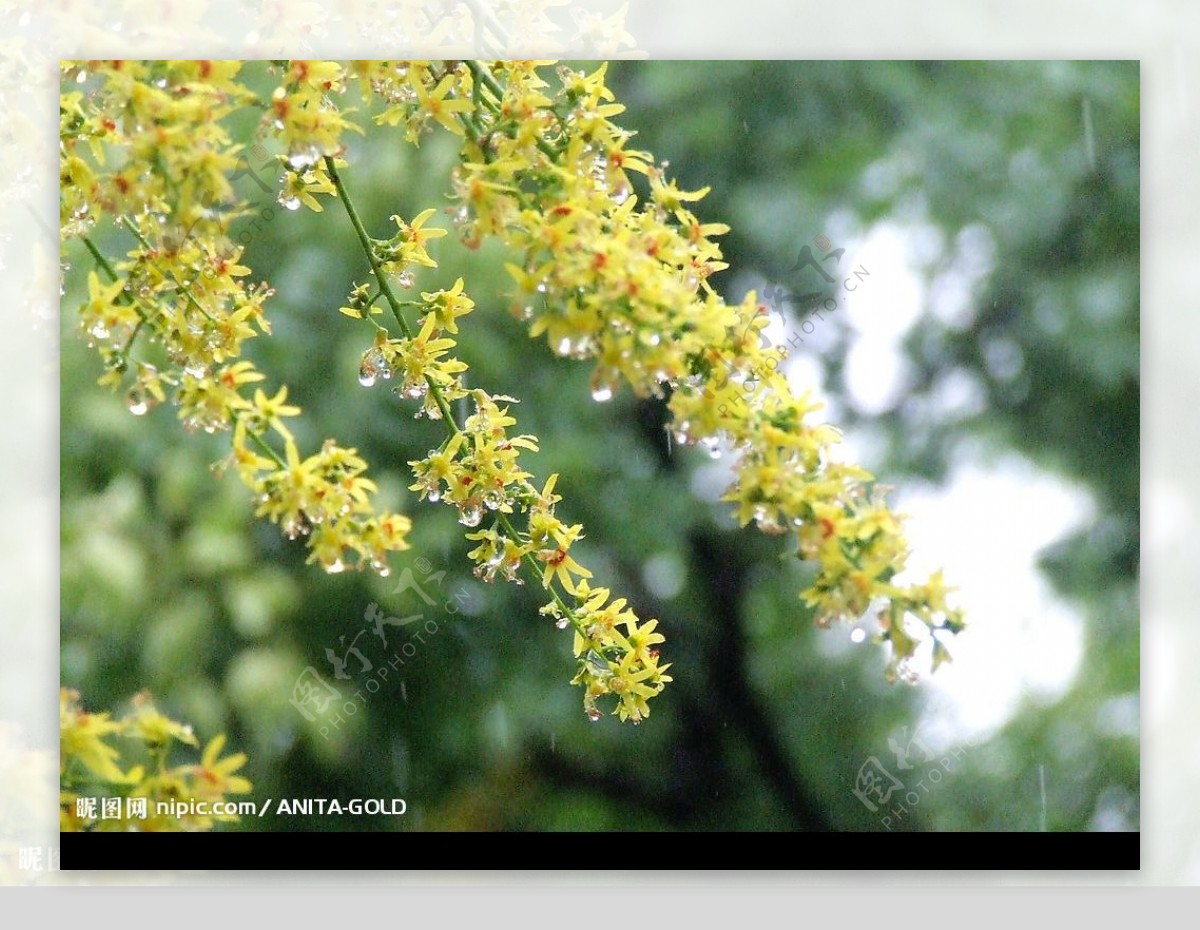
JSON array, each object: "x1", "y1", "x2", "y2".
[{"x1": 61, "y1": 61, "x2": 1137, "y2": 832}]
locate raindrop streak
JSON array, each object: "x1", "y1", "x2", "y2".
[
  {"x1": 1081, "y1": 98, "x2": 1097, "y2": 171},
  {"x1": 1039, "y1": 764, "x2": 1047, "y2": 832}
]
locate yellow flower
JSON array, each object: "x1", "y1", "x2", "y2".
[
  {"x1": 189, "y1": 734, "x2": 252, "y2": 799},
  {"x1": 537, "y1": 542, "x2": 592, "y2": 594},
  {"x1": 421, "y1": 277, "x2": 474, "y2": 334},
  {"x1": 60, "y1": 689, "x2": 137, "y2": 784},
  {"x1": 126, "y1": 691, "x2": 199, "y2": 750},
  {"x1": 413, "y1": 72, "x2": 474, "y2": 136}
]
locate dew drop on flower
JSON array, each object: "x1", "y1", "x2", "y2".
[
  {"x1": 590, "y1": 383, "x2": 614, "y2": 403},
  {"x1": 397, "y1": 270, "x2": 415, "y2": 288},
  {"x1": 483, "y1": 490, "x2": 504, "y2": 511},
  {"x1": 126, "y1": 391, "x2": 149, "y2": 416},
  {"x1": 403, "y1": 380, "x2": 426, "y2": 400},
  {"x1": 895, "y1": 657, "x2": 921, "y2": 685},
  {"x1": 458, "y1": 503, "x2": 483, "y2": 527},
  {"x1": 359, "y1": 347, "x2": 389, "y2": 387},
  {"x1": 555, "y1": 616, "x2": 570, "y2": 630},
  {"x1": 586, "y1": 708, "x2": 602, "y2": 723},
  {"x1": 427, "y1": 488, "x2": 441, "y2": 503},
  {"x1": 286, "y1": 146, "x2": 322, "y2": 170},
  {"x1": 555, "y1": 337, "x2": 574, "y2": 357},
  {"x1": 278, "y1": 193, "x2": 301, "y2": 211},
  {"x1": 325, "y1": 558, "x2": 346, "y2": 574},
  {"x1": 850, "y1": 628, "x2": 867, "y2": 644}
]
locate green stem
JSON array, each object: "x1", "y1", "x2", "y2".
[
  {"x1": 82, "y1": 234, "x2": 150, "y2": 367},
  {"x1": 463, "y1": 60, "x2": 559, "y2": 162},
  {"x1": 326, "y1": 155, "x2": 596, "y2": 638},
  {"x1": 120, "y1": 216, "x2": 218, "y2": 323},
  {"x1": 238, "y1": 414, "x2": 288, "y2": 469},
  {"x1": 495, "y1": 511, "x2": 591, "y2": 640},
  {"x1": 82, "y1": 235, "x2": 120, "y2": 283},
  {"x1": 324, "y1": 155, "x2": 459, "y2": 436}
]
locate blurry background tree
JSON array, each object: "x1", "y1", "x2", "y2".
[{"x1": 60, "y1": 60, "x2": 1137, "y2": 832}]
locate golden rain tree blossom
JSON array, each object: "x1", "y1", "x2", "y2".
[
  {"x1": 60, "y1": 689, "x2": 251, "y2": 832},
  {"x1": 61, "y1": 59, "x2": 964, "y2": 728}
]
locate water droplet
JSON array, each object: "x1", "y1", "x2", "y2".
[
  {"x1": 426, "y1": 488, "x2": 441, "y2": 503},
  {"x1": 325, "y1": 558, "x2": 346, "y2": 574},
  {"x1": 586, "y1": 708, "x2": 601, "y2": 723},
  {"x1": 88, "y1": 320, "x2": 110, "y2": 341},
  {"x1": 286, "y1": 145, "x2": 322, "y2": 170},
  {"x1": 555, "y1": 337, "x2": 574, "y2": 357},
  {"x1": 359, "y1": 347, "x2": 390, "y2": 387},
  {"x1": 278, "y1": 193, "x2": 301, "y2": 211},
  {"x1": 127, "y1": 393, "x2": 149, "y2": 416},
  {"x1": 555, "y1": 616, "x2": 569, "y2": 630},
  {"x1": 672, "y1": 420, "x2": 693, "y2": 446},
  {"x1": 402, "y1": 381, "x2": 426, "y2": 399},
  {"x1": 590, "y1": 383, "x2": 614, "y2": 403},
  {"x1": 397, "y1": 270, "x2": 415, "y2": 288},
  {"x1": 483, "y1": 490, "x2": 504, "y2": 511},
  {"x1": 895, "y1": 657, "x2": 920, "y2": 685},
  {"x1": 458, "y1": 503, "x2": 483, "y2": 527},
  {"x1": 516, "y1": 304, "x2": 535, "y2": 321},
  {"x1": 850, "y1": 628, "x2": 866, "y2": 644},
  {"x1": 699, "y1": 436, "x2": 722, "y2": 460}
]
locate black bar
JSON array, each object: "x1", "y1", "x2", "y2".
[{"x1": 62, "y1": 831, "x2": 1140, "y2": 872}]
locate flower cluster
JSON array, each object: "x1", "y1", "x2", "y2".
[
  {"x1": 547, "y1": 581, "x2": 672, "y2": 724},
  {"x1": 334, "y1": 180, "x2": 669, "y2": 721},
  {"x1": 61, "y1": 62, "x2": 412, "y2": 575},
  {"x1": 60, "y1": 688, "x2": 251, "y2": 832},
  {"x1": 63, "y1": 59, "x2": 966, "y2": 726},
  {"x1": 267, "y1": 59, "x2": 360, "y2": 170},
  {"x1": 357, "y1": 60, "x2": 965, "y2": 680}
]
